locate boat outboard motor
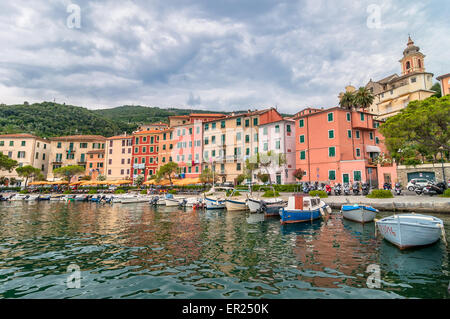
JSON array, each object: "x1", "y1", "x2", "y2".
[
  {"x1": 150, "y1": 196, "x2": 159, "y2": 206},
  {"x1": 361, "y1": 182, "x2": 370, "y2": 196},
  {"x1": 394, "y1": 183, "x2": 402, "y2": 195},
  {"x1": 179, "y1": 199, "x2": 187, "y2": 208}
]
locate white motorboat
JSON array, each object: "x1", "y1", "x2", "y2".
[
  {"x1": 246, "y1": 197, "x2": 284, "y2": 213},
  {"x1": 185, "y1": 197, "x2": 202, "y2": 207},
  {"x1": 376, "y1": 214, "x2": 446, "y2": 250},
  {"x1": 204, "y1": 196, "x2": 226, "y2": 210},
  {"x1": 165, "y1": 196, "x2": 186, "y2": 207},
  {"x1": 121, "y1": 195, "x2": 150, "y2": 204},
  {"x1": 24, "y1": 194, "x2": 40, "y2": 201},
  {"x1": 10, "y1": 194, "x2": 28, "y2": 201},
  {"x1": 50, "y1": 194, "x2": 64, "y2": 201}
]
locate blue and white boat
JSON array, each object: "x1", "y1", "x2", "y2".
[
  {"x1": 341, "y1": 204, "x2": 378, "y2": 223},
  {"x1": 376, "y1": 213, "x2": 446, "y2": 250},
  {"x1": 279, "y1": 195, "x2": 331, "y2": 225},
  {"x1": 204, "y1": 196, "x2": 226, "y2": 210}
]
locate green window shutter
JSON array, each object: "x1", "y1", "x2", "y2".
[
  {"x1": 360, "y1": 113, "x2": 364, "y2": 121},
  {"x1": 356, "y1": 131, "x2": 360, "y2": 138},
  {"x1": 375, "y1": 137, "x2": 379, "y2": 144},
  {"x1": 347, "y1": 113, "x2": 351, "y2": 121},
  {"x1": 328, "y1": 113, "x2": 333, "y2": 122},
  {"x1": 300, "y1": 151, "x2": 306, "y2": 160},
  {"x1": 354, "y1": 171, "x2": 362, "y2": 181},
  {"x1": 348, "y1": 130, "x2": 352, "y2": 138},
  {"x1": 328, "y1": 130, "x2": 334, "y2": 139},
  {"x1": 329, "y1": 170, "x2": 336, "y2": 180},
  {"x1": 300, "y1": 135, "x2": 305, "y2": 143},
  {"x1": 299, "y1": 119, "x2": 304, "y2": 127},
  {"x1": 329, "y1": 147, "x2": 336, "y2": 157}
]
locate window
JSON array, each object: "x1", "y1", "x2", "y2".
[
  {"x1": 299, "y1": 135, "x2": 305, "y2": 143},
  {"x1": 35, "y1": 152, "x2": 39, "y2": 159},
  {"x1": 17, "y1": 151, "x2": 25, "y2": 158},
  {"x1": 354, "y1": 171, "x2": 362, "y2": 182},
  {"x1": 151, "y1": 136, "x2": 154, "y2": 144},
  {"x1": 246, "y1": 148, "x2": 250, "y2": 155},
  {"x1": 275, "y1": 125, "x2": 280, "y2": 133},
  {"x1": 236, "y1": 133, "x2": 241, "y2": 141},
  {"x1": 328, "y1": 130, "x2": 334, "y2": 139},
  {"x1": 300, "y1": 151, "x2": 306, "y2": 160},
  {"x1": 143, "y1": 136, "x2": 147, "y2": 142},
  {"x1": 253, "y1": 118, "x2": 258, "y2": 126},
  {"x1": 360, "y1": 113, "x2": 364, "y2": 121},
  {"x1": 150, "y1": 146, "x2": 154, "y2": 153},
  {"x1": 245, "y1": 119, "x2": 249, "y2": 127},
  {"x1": 355, "y1": 131, "x2": 360, "y2": 139},
  {"x1": 212, "y1": 136, "x2": 216, "y2": 144},
  {"x1": 0, "y1": 141, "x2": 3, "y2": 146},
  {"x1": 57, "y1": 142, "x2": 61, "y2": 148},
  {"x1": 329, "y1": 147, "x2": 336, "y2": 157},
  {"x1": 205, "y1": 123, "x2": 209, "y2": 131},
  {"x1": 221, "y1": 120, "x2": 226, "y2": 128},
  {"x1": 21, "y1": 141, "x2": 26, "y2": 146},
  {"x1": 286, "y1": 125, "x2": 291, "y2": 133},
  {"x1": 263, "y1": 127, "x2": 268, "y2": 135},
  {"x1": 236, "y1": 118, "x2": 241, "y2": 126},
  {"x1": 299, "y1": 119, "x2": 304, "y2": 127},
  {"x1": 275, "y1": 140, "x2": 280, "y2": 150},
  {"x1": 211, "y1": 150, "x2": 216, "y2": 157},
  {"x1": 135, "y1": 137, "x2": 139, "y2": 144},
  {"x1": 346, "y1": 113, "x2": 351, "y2": 121},
  {"x1": 411, "y1": 77, "x2": 416, "y2": 83},
  {"x1": 328, "y1": 170, "x2": 336, "y2": 181},
  {"x1": 143, "y1": 147, "x2": 146, "y2": 153},
  {"x1": 356, "y1": 148, "x2": 361, "y2": 157},
  {"x1": 375, "y1": 137, "x2": 379, "y2": 144},
  {"x1": 236, "y1": 163, "x2": 241, "y2": 171},
  {"x1": 369, "y1": 132, "x2": 374, "y2": 140},
  {"x1": 204, "y1": 137, "x2": 209, "y2": 145},
  {"x1": 254, "y1": 134, "x2": 258, "y2": 142},
  {"x1": 327, "y1": 113, "x2": 333, "y2": 122},
  {"x1": 245, "y1": 135, "x2": 250, "y2": 143},
  {"x1": 348, "y1": 130, "x2": 352, "y2": 138},
  {"x1": 406, "y1": 61, "x2": 410, "y2": 69},
  {"x1": 211, "y1": 123, "x2": 216, "y2": 130}
]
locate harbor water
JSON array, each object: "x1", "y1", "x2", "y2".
[{"x1": 0, "y1": 201, "x2": 449, "y2": 299}]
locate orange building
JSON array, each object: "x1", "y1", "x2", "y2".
[
  {"x1": 86, "y1": 149, "x2": 105, "y2": 180},
  {"x1": 131, "y1": 130, "x2": 160, "y2": 181},
  {"x1": 105, "y1": 134, "x2": 133, "y2": 180},
  {"x1": 157, "y1": 128, "x2": 174, "y2": 170},
  {"x1": 436, "y1": 73, "x2": 450, "y2": 96},
  {"x1": 295, "y1": 107, "x2": 397, "y2": 187}
]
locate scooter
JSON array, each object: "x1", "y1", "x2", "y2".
[
  {"x1": 325, "y1": 184, "x2": 332, "y2": 196},
  {"x1": 334, "y1": 183, "x2": 342, "y2": 196},
  {"x1": 383, "y1": 182, "x2": 392, "y2": 190},
  {"x1": 303, "y1": 183, "x2": 310, "y2": 194},
  {"x1": 352, "y1": 182, "x2": 360, "y2": 195},
  {"x1": 394, "y1": 183, "x2": 402, "y2": 196},
  {"x1": 361, "y1": 182, "x2": 370, "y2": 196},
  {"x1": 343, "y1": 183, "x2": 351, "y2": 196},
  {"x1": 423, "y1": 182, "x2": 446, "y2": 196}
]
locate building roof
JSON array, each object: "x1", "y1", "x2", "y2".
[
  {"x1": 189, "y1": 113, "x2": 226, "y2": 117},
  {"x1": 436, "y1": 73, "x2": 450, "y2": 81},
  {"x1": 133, "y1": 130, "x2": 161, "y2": 135},
  {"x1": 107, "y1": 135, "x2": 132, "y2": 140},
  {"x1": 0, "y1": 133, "x2": 46, "y2": 140},
  {"x1": 51, "y1": 135, "x2": 106, "y2": 141}
]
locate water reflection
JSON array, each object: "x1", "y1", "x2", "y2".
[{"x1": 0, "y1": 202, "x2": 448, "y2": 299}]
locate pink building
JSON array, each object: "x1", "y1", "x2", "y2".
[
  {"x1": 295, "y1": 107, "x2": 397, "y2": 187},
  {"x1": 172, "y1": 120, "x2": 203, "y2": 177},
  {"x1": 258, "y1": 119, "x2": 296, "y2": 184}
]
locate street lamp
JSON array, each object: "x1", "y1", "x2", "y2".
[{"x1": 439, "y1": 146, "x2": 446, "y2": 184}]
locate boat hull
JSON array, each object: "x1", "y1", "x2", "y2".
[
  {"x1": 225, "y1": 199, "x2": 248, "y2": 211},
  {"x1": 205, "y1": 197, "x2": 225, "y2": 210},
  {"x1": 263, "y1": 205, "x2": 283, "y2": 217},
  {"x1": 246, "y1": 198, "x2": 262, "y2": 213},
  {"x1": 376, "y1": 214, "x2": 443, "y2": 249},
  {"x1": 280, "y1": 208, "x2": 322, "y2": 224},
  {"x1": 341, "y1": 206, "x2": 377, "y2": 223},
  {"x1": 165, "y1": 198, "x2": 181, "y2": 206}
]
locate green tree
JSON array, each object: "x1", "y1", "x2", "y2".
[
  {"x1": 199, "y1": 167, "x2": 216, "y2": 185},
  {"x1": 353, "y1": 87, "x2": 374, "y2": 110},
  {"x1": 15, "y1": 165, "x2": 41, "y2": 187},
  {"x1": 134, "y1": 175, "x2": 144, "y2": 187},
  {"x1": 431, "y1": 82, "x2": 442, "y2": 98},
  {"x1": 0, "y1": 177, "x2": 8, "y2": 186},
  {"x1": 380, "y1": 96, "x2": 450, "y2": 158},
  {"x1": 155, "y1": 162, "x2": 178, "y2": 185},
  {"x1": 97, "y1": 174, "x2": 106, "y2": 181},
  {"x1": 0, "y1": 153, "x2": 18, "y2": 172},
  {"x1": 339, "y1": 91, "x2": 355, "y2": 110},
  {"x1": 53, "y1": 165, "x2": 85, "y2": 183}
]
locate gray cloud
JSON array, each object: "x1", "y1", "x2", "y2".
[{"x1": 0, "y1": 0, "x2": 449, "y2": 114}]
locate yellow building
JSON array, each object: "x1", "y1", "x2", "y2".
[
  {"x1": 0, "y1": 134, "x2": 51, "y2": 185},
  {"x1": 47, "y1": 135, "x2": 106, "y2": 180},
  {"x1": 365, "y1": 37, "x2": 435, "y2": 120}
]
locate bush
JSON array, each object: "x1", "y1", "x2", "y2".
[
  {"x1": 115, "y1": 189, "x2": 126, "y2": 194},
  {"x1": 367, "y1": 189, "x2": 394, "y2": 198},
  {"x1": 63, "y1": 190, "x2": 72, "y2": 194},
  {"x1": 309, "y1": 190, "x2": 328, "y2": 198},
  {"x1": 441, "y1": 189, "x2": 450, "y2": 197},
  {"x1": 140, "y1": 189, "x2": 147, "y2": 195},
  {"x1": 168, "y1": 189, "x2": 177, "y2": 195},
  {"x1": 19, "y1": 190, "x2": 29, "y2": 194},
  {"x1": 262, "y1": 190, "x2": 280, "y2": 198},
  {"x1": 88, "y1": 189, "x2": 98, "y2": 194}
]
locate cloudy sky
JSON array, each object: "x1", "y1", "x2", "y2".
[{"x1": 0, "y1": 0, "x2": 449, "y2": 114}]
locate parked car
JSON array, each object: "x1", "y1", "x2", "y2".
[{"x1": 407, "y1": 178, "x2": 432, "y2": 191}]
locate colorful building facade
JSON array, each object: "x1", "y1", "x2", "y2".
[
  {"x1": 295, "y1": 107, "x2": 397, "y2": 187},
  {"x1": 131, "y1": 130, "x2": 160, "y2": 181},
  {"x1": 105, "y1": 134, "x2": 133, "y2": 180},
  {"x1": 436, "y1": 73, "x2": 450, "y2": 96}
]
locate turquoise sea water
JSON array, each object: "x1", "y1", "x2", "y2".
[{"x1": 0, "y1": 201, "x2": 448, "y2": 299}]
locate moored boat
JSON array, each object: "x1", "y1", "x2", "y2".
[
  {"x1": 376, "y1": 213, "x2": 446, "y2": 250},
  {"x1": 261, "y1": 200, "x2": 287, "y2": 217},
  {"x1": 341, "y1": 204, "x2": 378, "y2": 223},
  {"x1": 246, "y1": 197, "x2": 284, "y2": 213},
  {"x1": 24, "y1": 194, "x2": 40, "y2": 201},
  {"x1": 225, "y1": 198, "x2": 248, "y2": 211},
  {"x1": 279, "y1": 195, "x2": 330, "y2": 225},
  {"x1": 204, "y1": 196, "x2": 226, "y2": 210}
]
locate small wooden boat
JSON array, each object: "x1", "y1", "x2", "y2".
[
  {"x1": 204, "y1": 196, "x2": 226, "y2": 210},
  {"x1": 37, "y1": 194, "x2": 51, "y2": 201},
  {"x1": 376, "y1": 214, "x2": 446, "y2": 249},
  {"x1": 279, "y1": 195, "x2": 330, "y2": 225},
  {"x1": 164, "y1": 194, "x2": 185, "y2": 206},
  {"x1": 50, "y1": 194, "x2": 64, "y2": 201},
  {"x1": 10, "y1": 194, "x2": 28, "y2": 201},
  {"x1": 341, "y1": 204, "x2": 378, "y2": 223},
  {"x1": 225, "y1": 198, "x2": 248, "y2": 211},
  {"x1": 24, "y1": 194, "x2": 40, "y2": 201}
]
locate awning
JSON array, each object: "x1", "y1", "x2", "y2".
[{"x1": 366, "y1": 145, "x2": 381, "y2": 153}]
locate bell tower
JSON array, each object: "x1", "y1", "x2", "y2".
[{"x1": 399, "y1": 36, "x2": 425, "y2": 75}]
